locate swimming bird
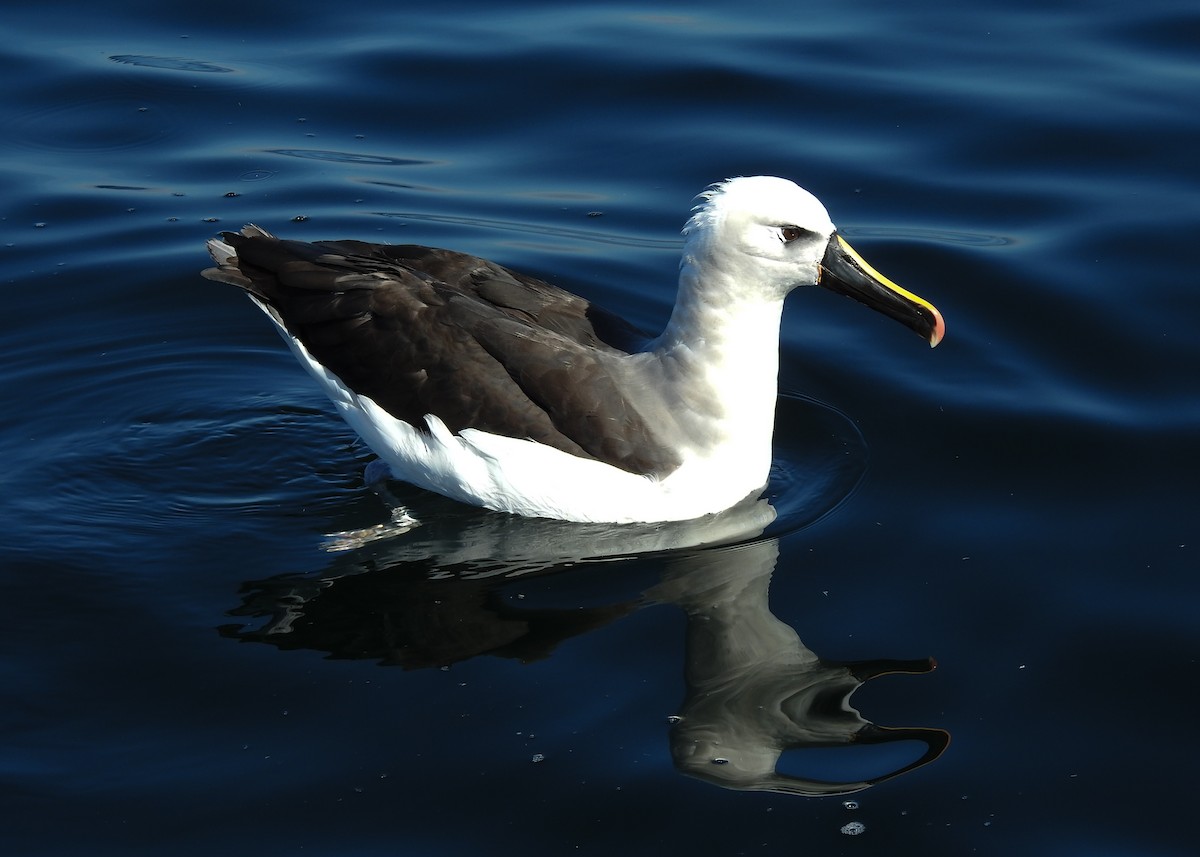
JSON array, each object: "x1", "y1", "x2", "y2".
[{"x1": 203, "y1": 176, "x2": 944, "y2": 524}]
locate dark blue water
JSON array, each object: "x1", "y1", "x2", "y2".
[{"x1": 3, "y1": 1, "x2": 1198, "y2": 854}]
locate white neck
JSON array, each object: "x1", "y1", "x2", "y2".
[{"x1": 641, "y1": 258, "x2": 787, "y2": 471}]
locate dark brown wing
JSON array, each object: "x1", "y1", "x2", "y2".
[
  {"x1": 202, "y1": 226, "x2": 680, "y2": 475},
  {"x1": 324, "y1": 241, "x2": 652, "y2": 355}
]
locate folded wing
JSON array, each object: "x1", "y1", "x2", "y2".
[{"x1": 202, "y1": 227, "x2": 680, "y2": 475}]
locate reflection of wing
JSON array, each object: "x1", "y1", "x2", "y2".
[
  {"x1": 204, "y1": 228, "x2": 680, "y2": 474},
  {"x1": 221, "y1": 566, "x2": 636, "y2": 669}
]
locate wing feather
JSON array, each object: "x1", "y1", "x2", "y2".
[{"x1": 203, "y1": 226, "x2": 680, "y2": 475}]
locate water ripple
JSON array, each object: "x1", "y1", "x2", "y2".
[
  {"x1": 377, "y1": 211, "x2": 682, "y2": 250},
  {"x1": 109, "y1": 55, "x2": 236, "y2": 74},
  {"x1": 845, "y1": 225, "x2": 1013, "y2": 247},
  {"x1": 1, "y1": 95, "x2": 175, "y2": 153},
  {"x1": 266, "y1": 148, "x2": 439, "y2": 166}
]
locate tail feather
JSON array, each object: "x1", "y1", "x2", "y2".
[{"x1": 201, "y1": 224, "x2": 275, "y2": 293}]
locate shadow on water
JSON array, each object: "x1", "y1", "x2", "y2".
[{"x1": 221, "y1": 395, "x2": 949, "y2": 797}]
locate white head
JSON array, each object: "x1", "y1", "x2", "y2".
[
  {"x1": 682, "y1": 176, "x2": 837, "y2": 299},
  {"x1": 678, "y1": 176, "x2": 944, "y2": 346}
]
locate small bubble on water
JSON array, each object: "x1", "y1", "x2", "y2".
[
  {"x1": 842, "y1": 799, "x2": 859, "y2": 810},
  {"x1": 530, "y1": 753, "x2": 545, "y2": 763},
  {"x1": 840, "y1": 821, "x2": 866, "y2": 836},
  {"x1": 711, "y1": 757, "x2": 730, "y2": 765},
  {"x1": 666, "y1": 715, "x2": 683, "y2": 724}
]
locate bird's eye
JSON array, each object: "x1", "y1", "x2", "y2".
[{"x1": 781, "y1": 226, "x2": 807, "y2": 243}]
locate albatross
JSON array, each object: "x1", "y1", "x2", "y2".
[{"x1": 203, "y1": 176, "x2": 944, "y2": 524}]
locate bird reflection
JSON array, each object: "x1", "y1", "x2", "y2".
[
  {"x1": 223, "y1": 502, "x2": 947, "y2": 796},
  {"x1": 648, "y1": 540, "x2": 948, "y2": 795}
]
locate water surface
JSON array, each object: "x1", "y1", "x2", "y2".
[{"x1": 2, "y1": 1, "x2": 1198, "y2": 854}]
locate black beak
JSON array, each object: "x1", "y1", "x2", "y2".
[{"x1": 818, "y1": 233, "x2": 945, "y2": 347}]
